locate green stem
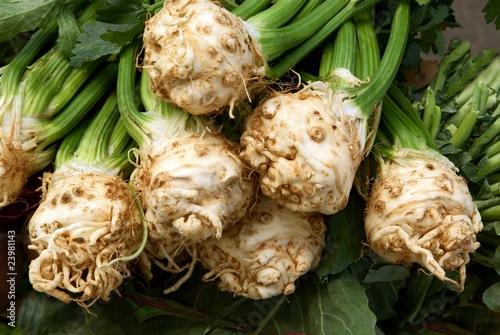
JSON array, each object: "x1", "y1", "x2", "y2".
[
  {"x1": 475, "y1": 197, "x2": 500, "y2": 211},
  {"x1": 447, "y1": 93, "x2": 499, "y2": 128},
  {"x1": 467, "y1": 116, "x2": 500, "y2": 158},
  {"x1": 117, "y1": 45, "x2": 151, "y2": 147},
  {"x1": 36, "y1": 62, "x2": 118, "y2": 150},
  {"x1": 266, "y1": 0, "x2": 382, "y2": 77},
  {"x1": 76, "y1": 90, "x2": 121, "y2": 164},
  {"x1": 429, "y1": 41, "x2": 470, "y2": 92},
  {"x1": 388, "y1": 84, "x2": 438, "y2": 151},
  {"x1": 453, "y1": 58, "x2": 500, "y2": 108},
  {"x1": 448, "y1": 83, "x2": 489, "y2": 149},
  {"x1": 118, "y1": 45, "x2": 198, "y2": 148},
  {"x1": 477, "y1": 151, "x2": 500, "y2": 178},
  {"x1": 448, "y1": 111, "x2": 478, "y2": 149},
  {"x1": 246, "y1": 0, "x2": 308, "y2": 29},
  {"x1": 422, "y1": 88, "x2": 436, "y2": 134},
  {"x1": 342, "y1": 0, "x2": 410, "y2": 118},
  {"x1": 353, "y1": 9, "x2": 379, "y2": 80},
  {"x1": 0, "y1": 19, "x2": 58, "y2": 110},
  {"x1": 22, "y1": 50, "x2": 72, "y2": 117},
  {"x1": 54, "y1": 120, "x2": 87, "y2": 169},
  {"x1": 486, "y1": 140, "x2": 500, "y2": 158},
  {"x1": 319, "y1": 19, "x2": 357, "y2": 78},
  {"x1": 47, "y1": 59, "x2": 103, "y2": 116},
  {"x1": 231, "y1": 0, "x2": 273, "y2": 19},
  {"x1": 480, "y1": 204, "x2": 500, "y2": 222},
  {"x1": 445, "y1": 48, "x2": 498, "y2": 98},
  {"x1": 258, "y1": 0, "x2": 351, "y2": 63},
  {"x1": 380, "y1": 93, "x2": 428, "y2": 152},
  {"x1": 289, "y1": 0, "x2": 323, "y2": 23}
]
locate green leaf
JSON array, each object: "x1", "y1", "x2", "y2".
[
  {"x1": 70, "y1": 22, "x2": 122, "y2": 67},
  {"x1": 124, "y1": 287, "x2": 212, "y2": 324},
  {"x1": 316, "y1": 191, "x2": 366, "y2": 281},
  {"x1": 305, "y1": 271, "x2": 377, "y2": 335},
  {"x1": 362, "y1": 265, "x2": 410, "y2": 321},
  {"x1": 483, "y1": 0, "x2": 500, "y2": 30},
  {"x1": 0, "y1": 0, "x2": 64, "y2": 42},
  {"x1": 363, "y1": 264, "x2": 410, "y2": 284},
  {"x1": 483, "y1": 281, "x2": 500, "y2": 312},
  {"x1": 70, "y1": 0, "x2": 146, "y2": 67},
  {"x1": 55, "y1": 4, "x2": 79, "y2": 56},
  {"x1": 17, "y1": 290, "x2": 90, "y2": 335}
]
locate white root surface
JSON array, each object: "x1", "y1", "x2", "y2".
[
  {"x1": 365, "y1": 149, "x2": 483, "y2": 291},
  {"x1": 142, "y1": 0, "x2": 265, "y2": 115},
  {"x1": 197, "y1": 194, "x2": 326, "y2": 300},
  {"x1": 28, "y1": 170, "x2": 143, "y2": 308},
  {"x1": 240, "y1": 81, "x2": 367, "y2": 214},
  {"x1": 135, "y1": 132, "x2": 258, "y2": 279},
  {"x1": 0, "y1": 130, "x2": 30, "y2": 208}
]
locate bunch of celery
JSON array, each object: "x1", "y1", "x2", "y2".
[
  {"x1": 27, "y1": 88, "x2": 145, "y2": 310},
  {"x1": 0, "y1": 1, "x2": 115, "y2": 208},
  {"x1": 117, "y1": 44, "x2": 258, "y2": 293}
]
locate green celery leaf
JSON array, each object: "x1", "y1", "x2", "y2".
[
  {"x1": 0, "y1": 0, "x2": 64, "y2": 42},
  {"x1": 70, "y1": 0, "x2": 146, "y2": 67},
  {"x1": 483, "y1": 0, "x2": 500, "y2": 30},
  {"x1": 55, "y1": 4, "x2": 79, "y2": 56},
  {"x1": 70, "y1": 22, "x2": 122, "y2": 67}
]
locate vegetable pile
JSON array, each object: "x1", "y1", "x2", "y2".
[{"x1": 1, "y1": 0, "x2": 500, "y2": 334}]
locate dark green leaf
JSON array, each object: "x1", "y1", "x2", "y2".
[
  {"x1": 70, "y1": 23, "x2": 121, "y2": 67},
  {"x1": 362, "y1": 265, "x2": 410, "y2": 321},
  {"x1": 483, "y1": 0, "x2": 500, "y2": 30},
  {"x1": 70, "y1": 0, "x2": 146, "y2": 67},
  {"x1": 305, "y1": 271, "x2": 377, "y2": 335},
  {"x1": 17, "y1": 290, "x2": 90, "y2": 335},
  {"x1": 55, "y1": 4, "x2": 79, "y2": 56},
  {"x1": 483, "y1": 281, "x2": 500, "y2": 312},
  {"x1": 0, "y1": 0, "x2": 63, "y2": 42},
  {"x1": 316, "y1": 192, "x2": 366, "y2": 281}
]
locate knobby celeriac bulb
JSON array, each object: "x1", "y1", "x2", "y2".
[
  {"x1": 365, "y1": 149, "x2": 482, "y2": 291},
  {"x1": 142, "y1": 0, "x2": 265, "y2": 116},
  {"x1": 198, "y1": 194, "x2": 326, "y2": 299},
  {"x1": 0, "y1": 130, "x2": 30, "y2": 208},
  {"x1": 240, "y1": 81, "x2": 367, "y2": 214},
  {"x1": 28, "y1": 169, "x2": 143, "y2": 308},
  {"x1": 135, "y1": 132, "x2": 258, "y2": 278}
]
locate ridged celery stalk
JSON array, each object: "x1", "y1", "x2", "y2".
[
  {"x1": 0, "y1": 2, "x2": 111, "y2": 208},
  {"x1": 239, "y1": 0, "x2": 410, "y2": 214},
  {"x1": 28, "y1": 90, "x2": 145, "y2": 309}
]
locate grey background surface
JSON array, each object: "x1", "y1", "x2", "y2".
[{"x1": 433, "y1": 1, "x2": 499, "y2": 56}]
